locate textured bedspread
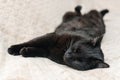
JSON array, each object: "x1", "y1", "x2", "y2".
[{"x1": 0, "y1": 0, "x2": 120, "y2": 80}]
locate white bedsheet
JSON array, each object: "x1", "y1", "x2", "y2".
[{"x1": 0, "y1": 0, "x2": 120, "y2": 80}]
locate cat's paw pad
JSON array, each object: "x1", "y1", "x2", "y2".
[{"x1": 8, "y1": 45, "x2": 21, "y2": 55}]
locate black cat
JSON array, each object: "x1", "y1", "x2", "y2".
[{"x1": 8, "y1": 5, "x2": 109, "y2": 70}]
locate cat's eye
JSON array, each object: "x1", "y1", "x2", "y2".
[{"x1": 71, "y1": 48, "x2": 80, "y2": 53}]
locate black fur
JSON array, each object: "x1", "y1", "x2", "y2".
[{"x1": 8, "y1": 5, "x2": 109, "y2": 70}]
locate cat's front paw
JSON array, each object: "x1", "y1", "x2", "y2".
[
  {"x1": 19, "y1": 47, "x2": 29, "y2": 57},
  {"x1": 8, "y1": 45, "x2": 21, "y2": 55},
  {"x1": 20, "y1": 47, "x2": 37, "y2": 57}
]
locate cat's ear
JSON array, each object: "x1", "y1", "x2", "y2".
[
  {"x1": 100, "y1": 9, "x2": 109, "y2": 17},
  {"x1": 97, "y1": 62, "x2": 110, "y2": 68},
  {"x1": 75, "y1": 5, "x2": 82, "y2": 16}
]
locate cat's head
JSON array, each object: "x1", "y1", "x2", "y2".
[{"x1": 63, "y1": 40, "x2": 109, "y2": 70}]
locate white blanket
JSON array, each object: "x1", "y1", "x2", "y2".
[{"x1": 0, "y1": 0, "x2": 120, "y2": 80}]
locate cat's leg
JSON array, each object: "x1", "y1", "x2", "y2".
[
  {"x1": 8, "y1": 33, "x2": 57, "y2": 55},
  {"x1": 20, "y1": 47, "x2": 49, "y2": 57},
  {"x1": 75, "y1": 5, "x2": 82, "y2": 16}
]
